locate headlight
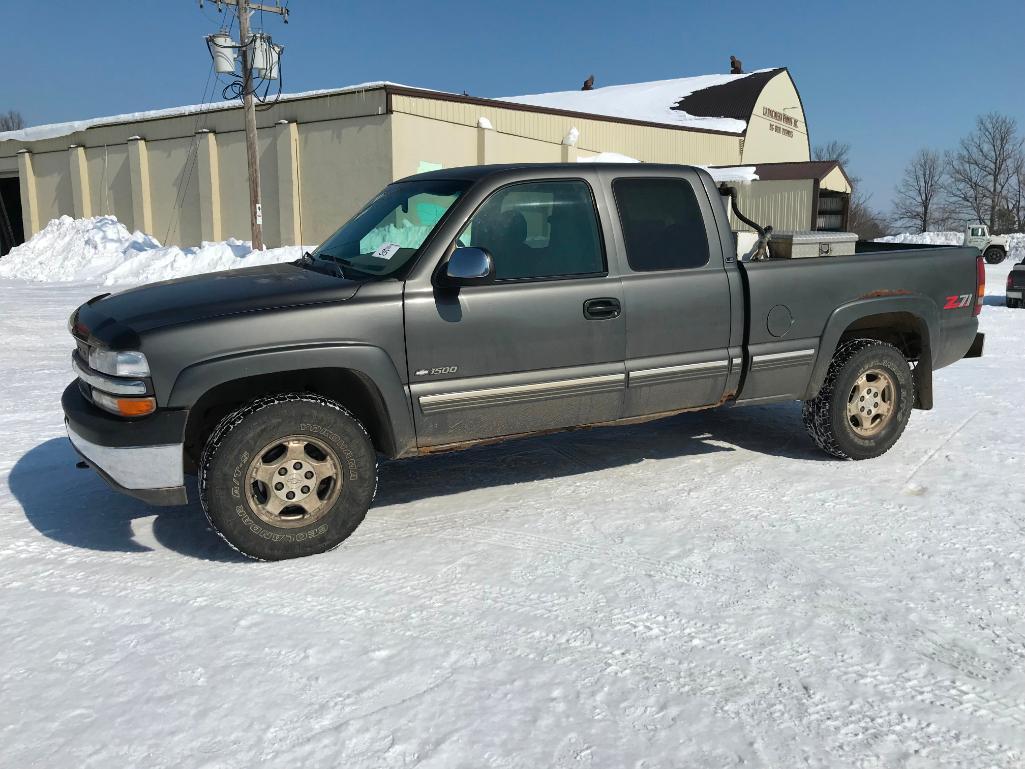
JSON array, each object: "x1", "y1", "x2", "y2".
[{"x1": 88, "y1": 349, "x2": 151, "y2": 378}]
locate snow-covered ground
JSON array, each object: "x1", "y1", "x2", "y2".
[{"x1": 0, "y1": 233, "x2": 1023, "y2": 768}]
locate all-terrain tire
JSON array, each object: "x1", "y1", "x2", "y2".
[
  {"x1": 199, "y1": 393, "x2": 377, "y2": 560},
  {"x1": 984, "y1": 247, "x2": 1006, "y2": 265},
  {"x1": 802, "y1": 339, "x2": 913, "y2": 460}
]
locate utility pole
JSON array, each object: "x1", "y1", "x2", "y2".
[
  {"x1": 202, "y1": 0, "x2": 289, "y2": 250},
  {"x1": 237, "y1": 0, "x2": 263, "y2": 249}
]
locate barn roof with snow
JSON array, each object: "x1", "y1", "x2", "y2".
[{"x1": 0, "y1": 65, "x2": 831, "y2": 255}]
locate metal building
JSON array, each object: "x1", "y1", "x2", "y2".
[{"x1": 0, "y1": 68, "x2": 851, "y2": 255}]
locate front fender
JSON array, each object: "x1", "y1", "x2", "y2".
[
  {"x1": 167, "y1": 344, "x2": 416, "y2": 457},
  {"x1": 805, "y1": 295, "x2": 938, "y2": 400}
]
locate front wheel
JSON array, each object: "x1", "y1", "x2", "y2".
[
  {"x1": 802, "y1": 339, "x2": 913, "y2": 460},
  {"x1": 984, "y1": 247, "x2": 1006, "y2": 264},
  {"x1": 199, "y1": 394, "x2": 378, "y2": 560}
]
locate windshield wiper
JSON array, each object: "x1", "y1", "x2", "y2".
[{"x1": 315, "y1": 252, "x2": 375, "y2": 280}]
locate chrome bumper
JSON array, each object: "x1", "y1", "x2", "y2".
[{"x1": 67, "y1": 423, "x2": 188, "y2": 506}]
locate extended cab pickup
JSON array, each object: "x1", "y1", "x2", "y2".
[{"x1": 63, "y1": 164, "x2": 986, "y2": 560}]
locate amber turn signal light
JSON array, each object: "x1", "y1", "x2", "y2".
[{"x1": 92, "y1": 389, "x2": 156, "y2": 417}]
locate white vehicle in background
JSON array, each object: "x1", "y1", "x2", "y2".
[{"x1": 965, "y1": 223, "x2": 1010, "y2": 264}]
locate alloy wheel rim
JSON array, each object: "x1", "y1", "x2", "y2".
[
  {"x1": 244, "y1": 435, "x2": 342, "y2": 528},
  {"x1": 846, "y1": 368, "x2": 896, "y2": 438}
]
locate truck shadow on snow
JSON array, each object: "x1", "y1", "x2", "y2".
[
  {"x1": 10, "y1": 438, "x2": 248, "y2": 562},
  {"x1": 13, "y1": 402, "x2": 825, "y2": 560}
]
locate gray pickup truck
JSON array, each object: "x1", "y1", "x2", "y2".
[{"x1": 63, "y1": 163, "x2": 985, "y2": 560}]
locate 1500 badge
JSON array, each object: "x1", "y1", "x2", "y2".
[{"x1": 415, "y1": 366, "x2": 459, "y2": 376}]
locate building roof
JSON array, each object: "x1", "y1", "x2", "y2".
[
  {"x1": 0, "y1": 81, "x2": 413, "y2": 143},
  {"x1": 498, "y1": 68, "x2": 786, "y2": 134},
  {"x1": 1, "y1": 68, "x2": 793, "y2": 145},
  {"x1": 740, "y1": 160, "x2": 853, "y2": 189}
]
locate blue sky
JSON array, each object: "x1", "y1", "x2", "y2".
[{"x1": 3, "y1": 0, "x2": 1024, "y2": 208}]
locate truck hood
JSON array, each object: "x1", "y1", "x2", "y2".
[{"x1": 73, "y1": 262, "x2": 363, "y2": 347}]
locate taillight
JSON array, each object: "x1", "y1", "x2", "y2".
[{"x1": 974, "y1": 256, "x2": 985, "y2": 316}]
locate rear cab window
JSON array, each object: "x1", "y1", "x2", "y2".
[{"x1": 612, "y1": 178, "x2": 710, "y2": 271}]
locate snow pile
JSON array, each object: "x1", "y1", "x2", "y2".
[
  {"x1": 577, "y1": 151, "x2": 641, "y2": 163},
  {"x1": 0, "y1": 215, "x2": 160, "y2": 283},
  {"x1": 702, "y1": 165, "x2": 759, "y2": 183},
  {"x1": 875, "y1": 231, "x2": 965, "y2": 247},
  {"x1": 577, "y1": 154, "x2": 759, "y2": 183},
  {"x1": 876, "y1": 231, "x2": 1025, "y2": 259},
  {"x1": 0, "y1": 215, "x2": 306, "y2": 286},
  {"x1": 500, "y1": 71, "x2": 780, "y2": 133}
]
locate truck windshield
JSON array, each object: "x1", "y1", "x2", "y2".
[{"x1": 313, "y1": 179, "x2": 471, "y2": 277}]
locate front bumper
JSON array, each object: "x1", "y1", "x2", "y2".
[{"x1": 62, "y1": 382, "x2": 189, "y2": 506}]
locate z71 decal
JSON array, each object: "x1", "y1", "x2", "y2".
[{"x1": 944, "y1": 294, "x2": 973, "y2": 310}]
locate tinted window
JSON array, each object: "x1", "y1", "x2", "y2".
[
  {"x1": 458, "y1": 181, "x2": 604, "y2": 280},
  {"x1": 613, "y1": 178, "x2": 710, "y2": 271}
]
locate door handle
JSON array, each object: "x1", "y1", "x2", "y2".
[{"x1": 583, "y1": 297, "x2": 621, "y2": 320}]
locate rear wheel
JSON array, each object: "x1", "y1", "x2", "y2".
[
  {"x1": 802, "y1": 339, "x2": 913, "y2": 460},
  {"x1": 199, "y1": 394, "x2": 377, "y2": 560},
  {"x1": 984, "y1": 247, "x2": 1006, "y2": 264}
]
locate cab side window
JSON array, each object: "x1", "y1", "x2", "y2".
[
  {"x1": 459, "y1": 180, "x2": 605, "y2": 280},
  {"x1": 612, "y1": 178, "x2": 710, "y2": 271}
]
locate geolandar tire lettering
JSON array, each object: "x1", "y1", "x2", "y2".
[
  {"x1": 802, "y1": 339, "x2": 914, "y2": 460},
  {"x1": 199, "y1": 393, "x2": 378, "y2": 560}
]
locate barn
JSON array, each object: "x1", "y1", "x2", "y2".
[{"x1": 0, "y1": 67, "x2": 851, "y2": 255}]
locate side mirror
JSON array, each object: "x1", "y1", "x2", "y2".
[{"x1": 442, "y1": 247, "x2": 495, "y2": 287}]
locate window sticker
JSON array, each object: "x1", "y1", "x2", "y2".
[{"x1": 371, "y1": 242, "x2": 402, "y2": 260}]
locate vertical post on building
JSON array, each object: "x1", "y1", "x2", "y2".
[
  {"x1": 16, "y1": 149, "x2": 40, "y2": 238},
  {"x1": 476, "y1": 117, "x2": 495, "y2": 165},
  {"x1": 237, "y1": 0, "x2": 264, "y2": 250},
  {"x1": 275, "y1": 120, "x2": 301, "y2": 246},
  {"x1": 196, "y1": 129, "x2": 223, "y2": 242},
  {"x1": 69, "y1": 145, "x2": 92, "y2": 219},
  {"x1": 127, "y1": 136, "x2": 153, "y2": 234}
]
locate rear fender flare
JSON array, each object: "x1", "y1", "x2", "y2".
[
  {"x1": 806, "y1": 296, "x2": 938, "y2": 402},
  {"x1": 168, "y1": 344, "x2": 416, "y2": 457}
]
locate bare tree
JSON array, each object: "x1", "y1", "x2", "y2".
[
  {"x1": 1006, "y1": 153, "x2": 1025, "y2": 232},
  {"x1": 945, "y1": 112, "x2": 1023, "y2": 231},
  {"x1": 893, "y1": 149, "x2": 945, "y2": 232},
  {"x1": 0, "y1": 110, "x2": 25, "y2": 131},
  {"x1": 814, "y1": 140, "x2": 887, "y2": 238}
]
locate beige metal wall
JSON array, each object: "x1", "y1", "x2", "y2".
[
  {"x1": 391, "y1": 95, "x2": 743, "y2": 166},
  {"x1": 298, "y1": 114, "x2": 393, "y2": 246},
  {"x1": 0, "y1": 88, "x2": 392, "y2": 248},
  {"x1": 729, "y1": 179, "x2": 815, "y2": 233}
]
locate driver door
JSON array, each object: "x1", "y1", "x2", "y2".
[{"x1": 403, "y1": 178, "x2": 626, "y2": 448}]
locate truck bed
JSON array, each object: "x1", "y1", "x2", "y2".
[{"x1": 735, "y1": 244, "x2": 981, "y2": 404}]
